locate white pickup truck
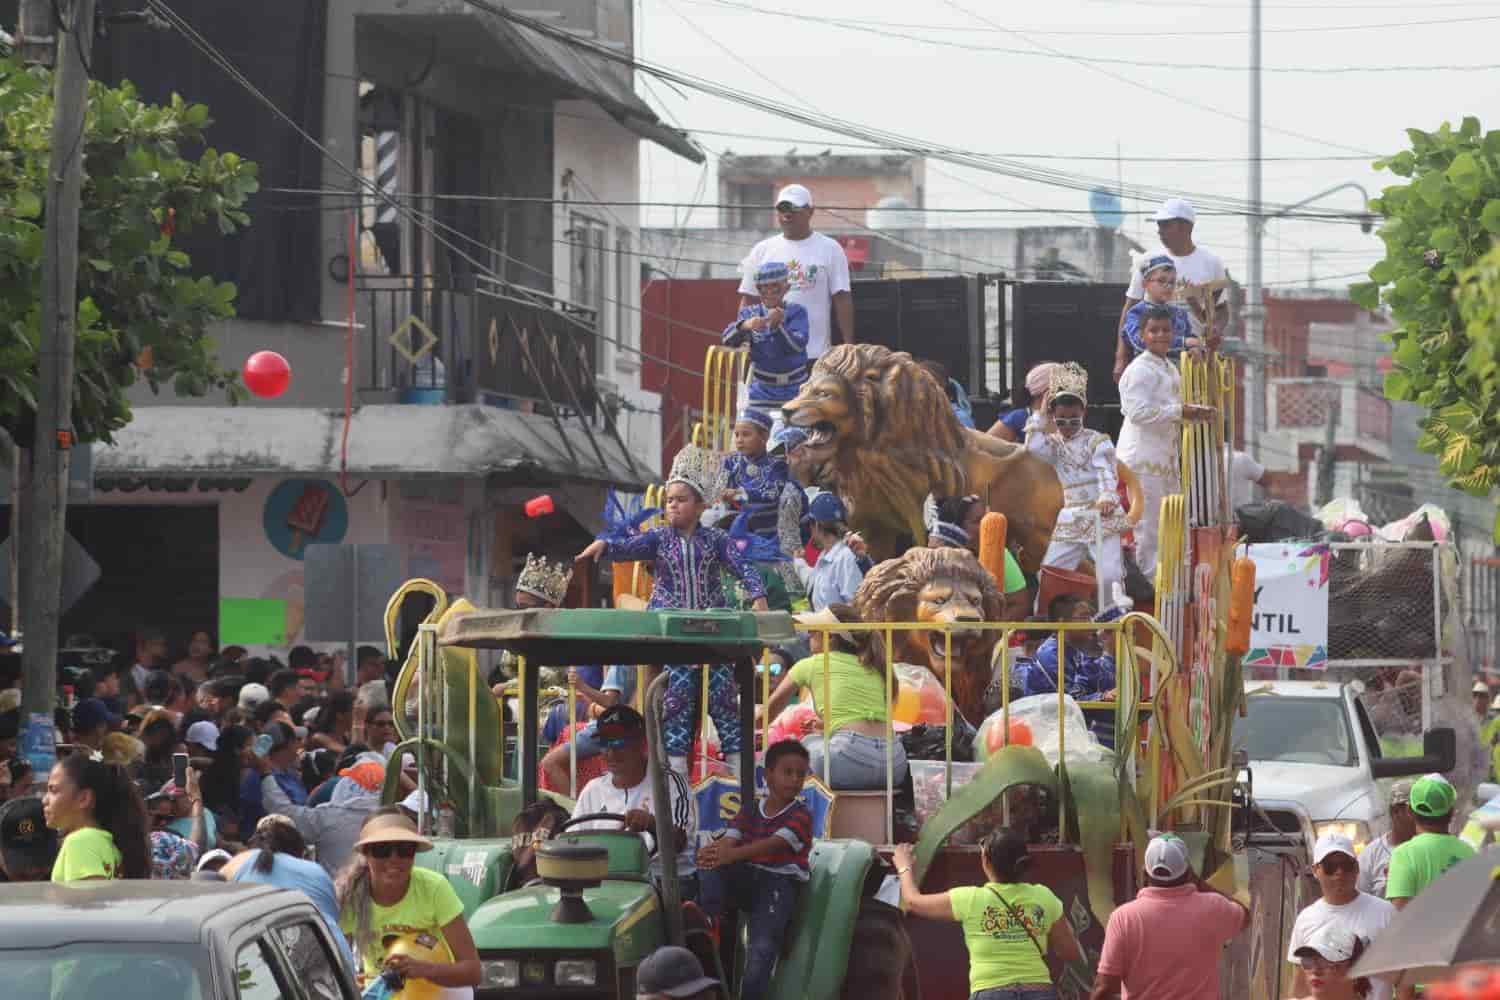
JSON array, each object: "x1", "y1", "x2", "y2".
[{"x1": 1233, "y1": 680, "x2": 1457, "y2": 855}]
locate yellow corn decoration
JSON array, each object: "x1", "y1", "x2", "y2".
[
  {"x1": 1225, "y1": 557, "x2": 1256, "y2": 656},
  {"x1": 977, "y1": 511, "x2": 1009, "y2": 587}
]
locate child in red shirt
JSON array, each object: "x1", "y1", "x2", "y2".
[{"x1": 696, "y1": 740, "x2": 813, "y2": 1000}]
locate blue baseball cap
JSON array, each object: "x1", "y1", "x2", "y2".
[
  {"x1": 72, "y1": 698, "x2": 120, "y2": 733},
  {"x1": 803, "y1": 491, "x2": 847, "y2": 524}
]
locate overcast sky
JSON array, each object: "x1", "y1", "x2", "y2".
[{"x1": 633, "y1": 0, "x2": 1500, "y2": 289}]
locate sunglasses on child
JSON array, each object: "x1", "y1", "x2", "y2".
[
  {"x1": 365, "y1": 842, "x2": 419, "y2": 860},
  {"x1": 1053, "y1": 417, "x2": 1085, "y2": 428}
]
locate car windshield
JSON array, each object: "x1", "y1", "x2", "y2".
[
  {"x1": 1234, "y1": 695, "x2": 1356, "y2": 766},
  {"x1": 0, "y1": 943, "x2": 207, "y2": 1000}
]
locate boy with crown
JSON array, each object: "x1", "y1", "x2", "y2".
[
  {"x1": 724, "y1": 261, "x2": 810, "y2": 441},
  {"x1": 1024, "y1": 362, "x2": 1130, "y2": 602},
  {"x1": 515, "y1": 552, "x2": 572, "y2": 609},
  {"x1": 578, "y1": 443, "x2": 768, "y2": 779}
]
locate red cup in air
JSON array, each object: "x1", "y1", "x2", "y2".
[{"x1": 525, "y1": 495, "x2": 555, "y2": 519}]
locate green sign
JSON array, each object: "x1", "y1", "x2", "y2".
[{"x1": 219, "y1": 597, "x2": 287, "y2": 646}]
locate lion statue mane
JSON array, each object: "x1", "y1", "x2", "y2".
[
  {"x1": 854, "y1": 546, "x2": 1005, "y2": 725},
  {"x1": 784, "y1": 343, "x2": 1064, "y2": 570}
]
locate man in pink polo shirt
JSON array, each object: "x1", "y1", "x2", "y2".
[{"x1": 1089, "y1": 833, "x2": 1248, "y2": 999}]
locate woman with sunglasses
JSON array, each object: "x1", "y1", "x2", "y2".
[
  {"x1": 894, "y1": 828, "x2": 1080, "y2": 1000},
  {"x1": 337, "y1": 810, "x2": 481, "y2": 995},
  {"x1": 1290, "y1": 925, "x2": 1372, "y2": 1000}
]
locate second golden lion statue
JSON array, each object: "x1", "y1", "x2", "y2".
[{"x1": 783, "y1": 343, "x2": 1064, "y2": 570}]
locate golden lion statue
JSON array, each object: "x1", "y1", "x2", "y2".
[
  {"x1": 854, "y1": 547, "x2": 1004, "y2": 725},
  {"x1": 784, "y1": 343, "x2": 1064, "y2": 570}
]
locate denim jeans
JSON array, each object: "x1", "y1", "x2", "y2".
[
  {"x1": 971, "y1": 988, "x2": 1057, "y2": 1000},
  {"x1": 697, "y1": 863, "x2": 801, "y2": 1000},
  {"x1": 803, "y1": 730, "x2": 909, "y2": 790}
]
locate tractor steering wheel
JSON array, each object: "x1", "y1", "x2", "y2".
[{"x1": 555, "y1": 811, "x2": 659, "y2": 857}]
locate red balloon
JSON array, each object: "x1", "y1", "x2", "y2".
[{"x1": 244, "y1": 350, "x2": 291, "y2": 398}]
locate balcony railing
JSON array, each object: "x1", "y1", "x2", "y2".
[
  {"x1": 356, "y1": 274, "x2": 600, "y2": 419},
  {"x1": 1266, "y1": 377, "x2": 1392, "y2": 470}
]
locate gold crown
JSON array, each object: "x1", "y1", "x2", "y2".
[
  {"x1": 665, "y1": 442, "x2": 726, "y2": 501},
  {"x1": 1048, "y1": 362, "x2": 1090, "y2": 406},
  {"x1": 516, "y1": 552, "x2": 572, "y2": 606}
]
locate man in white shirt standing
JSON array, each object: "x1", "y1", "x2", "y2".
[
  {"x1": 1115, "y1": 197, "x2": 1229, "y2": 382},
  {"x1": 738, "y1": 184, "x2": 854, "y2": 361},
  {"x1": 1229, "y1": 449, "x2": 1266, "y2": 513},
  {"x1": 1287, "y1": 831, "x2": 1396, "y2": 1000}
]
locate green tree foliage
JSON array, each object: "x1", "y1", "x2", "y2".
[
  {"x1": 1356, "y1": 118, "x2": 1500, "y2": 538},
  {"x1": 0, "y1": 53, "x2": 258, "y2": 446}
]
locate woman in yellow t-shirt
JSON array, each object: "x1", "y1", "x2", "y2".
[
  {"x1": 43, "y1": 752, "x2": 151, "y2": 881},
  {"x1": 337, "y1": 810, "x2": 481, "y2": 997},
  {"x1": 894, "y1": 829, "x2": 1080, "y2": 1000},
  {"x1": 763, "y1": 604, "x2": 905, "y2": 790}
]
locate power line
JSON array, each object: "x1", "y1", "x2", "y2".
[
  {"x1": 679, "y1": 0, "x2": 1500, "y2": 38},
  {"x1": 458, "y1": 0, "x2": 1388, "y2": 211},
  {"x1": 665, "y1": 0, "x2": 1500, "y2": 73},
  {"x1": 262, "y1": 187, "x2": 1376, "y2": 224}
]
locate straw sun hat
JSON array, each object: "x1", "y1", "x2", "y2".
[{"x1": 353, "y1": 812, "x2": 434, "y2": 852}]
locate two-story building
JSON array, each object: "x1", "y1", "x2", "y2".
[{"x1": 32, "y1": 0, "x2": 702, "y2": 652}]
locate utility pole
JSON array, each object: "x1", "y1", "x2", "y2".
[
  {"x1": 16, "y1": 0, "x2": 58, "y2": 66},
  {"x1": 19, "y1": 0, "x2": 95, "y2": 769},
  {"x1": 1245, "y1": 0, "x2": 1264, "y2": 462}
]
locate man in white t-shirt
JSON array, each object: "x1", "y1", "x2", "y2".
[
  {"x1": 1115, "y1": 197, "x2": 1229, "y2": 382},
  {"x1": 569, "y1": 705, "x2": 698, "y2": 893},
  {"x1": 737, "y1": 184, "x2": 854, "y2": 360},
  {"x1": 1287, "y1": 832, "x2": 1396, "y2": 1000},
  {"x1": 1229, "y1": 449, "x2": 1266, "y2": 513}
]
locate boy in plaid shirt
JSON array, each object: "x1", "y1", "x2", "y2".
[{"x1": 696, "y1": 740, "x2": 813, "y2": 1000}]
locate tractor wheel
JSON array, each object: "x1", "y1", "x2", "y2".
[{"x1": 839, "y1": 898, "x2": 919, "y2": 1000}]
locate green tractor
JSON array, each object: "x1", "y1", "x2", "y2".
[{"x1": 382, "y1": 600, "x2": 915, "y2": 999}]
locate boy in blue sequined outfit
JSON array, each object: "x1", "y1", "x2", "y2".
[
  {"x1": 1120, "y1": 255, "x2": 1198, "y2": 364},
  {"x1": 578, "y1": 466, "x2": 768, "y2": 778},
  {"x1": 724, "y1": 261, "x2": 810, "y2": 442},
  {"x1": 1010, "y1": 594, "x2": 1119, "y2": 747}
]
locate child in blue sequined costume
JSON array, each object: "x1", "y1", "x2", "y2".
[
  {"x1": 579, "y1": 473, "x2": 768, "y2": 778},
  {"x1": 1009, "y1": 595, "x2": 1119, "y2": 747},
  {"x1": 724, "y1": 261, "x2": 810, "y2": 441}
]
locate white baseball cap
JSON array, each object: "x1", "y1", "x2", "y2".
[
  {"x1": 238, "y1": 682, "x2": 271, "y2": 710},
  {"x1": 1152, "y1": 197, "x2": 1196, "y2": 223},
  {"x1": 1293, "y1": 924, "x2": 1363, "y2": 964},
  {"x1": 1312, "y1": 831, "x2": 1357, "y2": 866},
  {"x1": 185, "y1": 721, "x2": 220, "y2": 752},
  {"x1": 1144, "y1": 833, "x2": 1191, "y2": 881},
  {"x1": 775, "y1": 184, "x2": 813, "y2": 209}
]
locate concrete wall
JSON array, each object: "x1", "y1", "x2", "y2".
[{"x1": 553, "y1": 100, "x2": 662, "y2": 474}]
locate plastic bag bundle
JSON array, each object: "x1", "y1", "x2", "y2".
[{"x1": 975, "y1": 693, "x2": 1110, "y2": 768}]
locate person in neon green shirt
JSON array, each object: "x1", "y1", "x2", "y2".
[
  {"x1": 895, "y1": 829, "x2": 1081, "y2": 998},
  {"x1": 43, "y1": 752, "x2": 151, "y2": 881},
  {"x1": 1386, "y1": 775, "x2": 1474, "y2": 910},
  {"x1": 763, "y1": 605, "x2": 906, "y2": 789},
  {"x1": 337, "y1": 811, "x2": 481, "y2": 991}
]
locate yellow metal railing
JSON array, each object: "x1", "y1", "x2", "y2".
[
  {"x1": 782, "y1": 616, "x2": 1177, "y2": 845},
  {"x1": 703, "y1": 345, "x2": 749, "y2": 453}
]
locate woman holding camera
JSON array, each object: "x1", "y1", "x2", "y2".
[{"x1": 894, "y1": 829, "x2": 1080, "y2": 1000}]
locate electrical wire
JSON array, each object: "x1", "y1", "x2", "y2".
[
  {"x1": 443, "y1": 0, "x2": 1390, "y2": 212},
  {"x1": 662, "y1": 0, "x2": 1500, "y2": 73},
  {"x1": 678, "y1": 0, "x2": 1500, "y2": 36}
]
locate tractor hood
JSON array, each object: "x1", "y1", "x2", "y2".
[{"x1": 468, "y1": 878, "x2": 661, "y2": 955}]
